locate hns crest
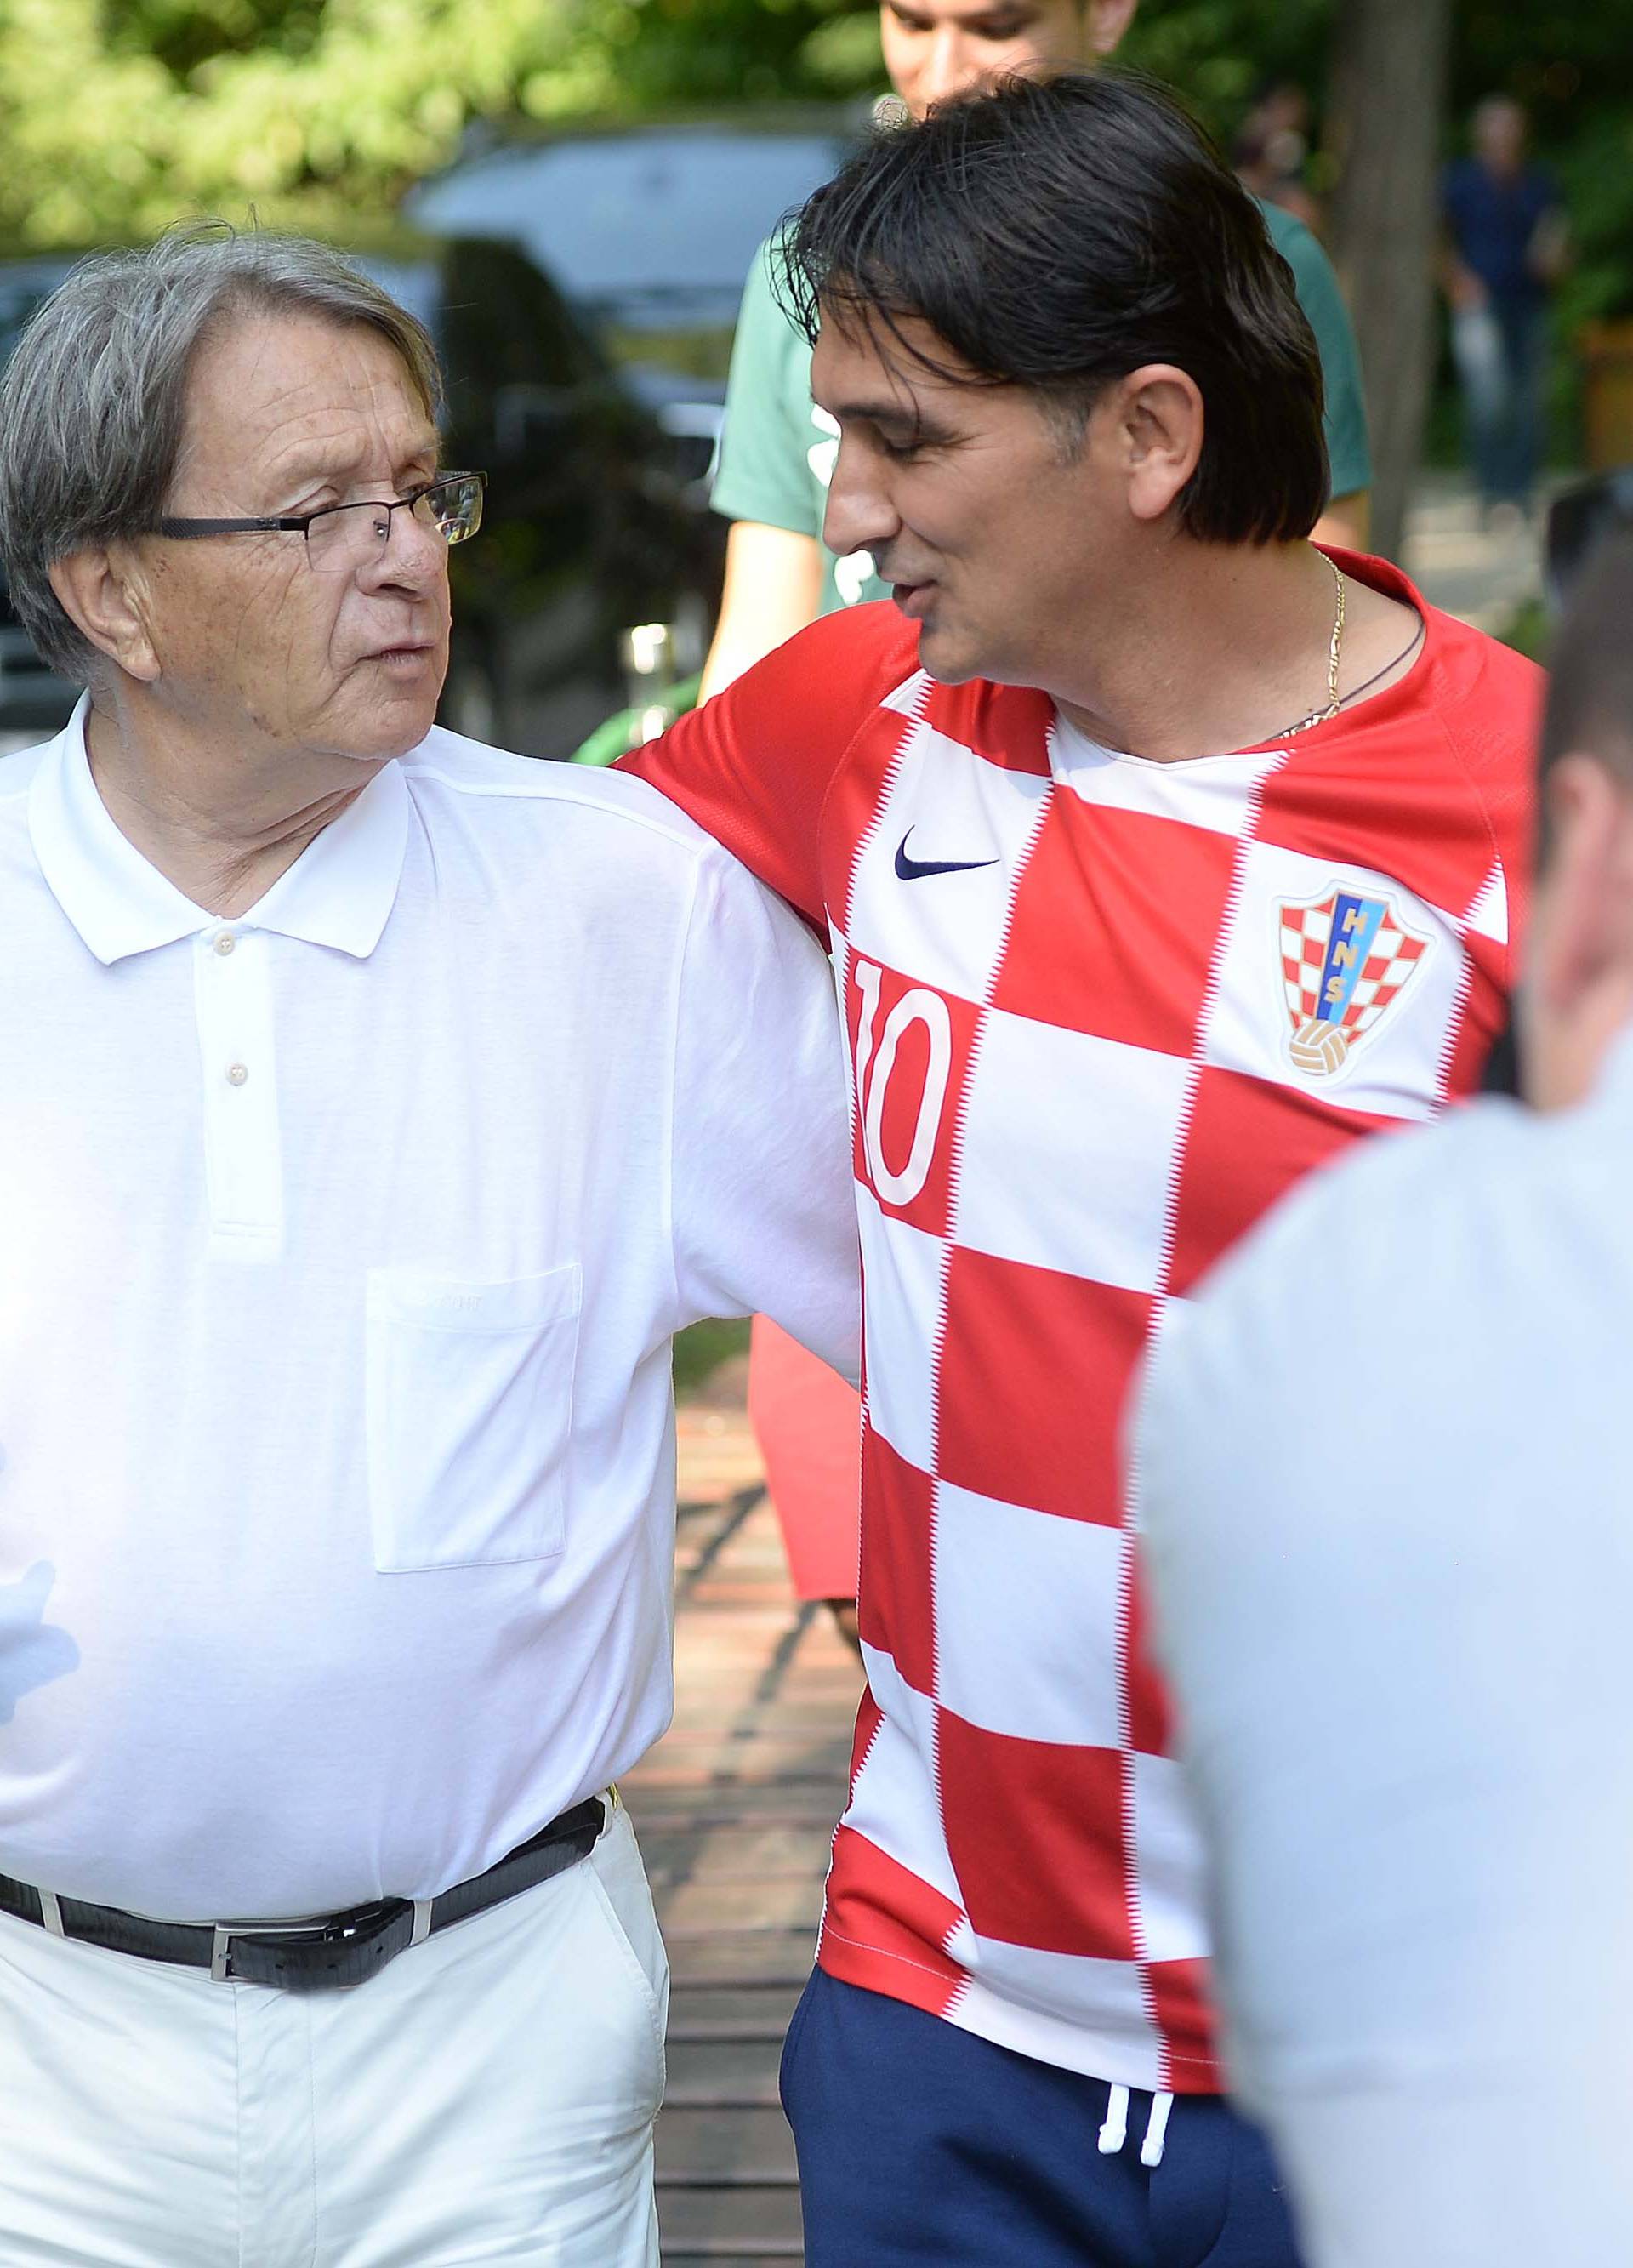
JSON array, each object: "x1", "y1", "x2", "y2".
[{"x1": 1278, "y1": 886, "x2": 1431, "y2": 1076}]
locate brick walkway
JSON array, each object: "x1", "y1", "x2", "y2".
[{"x1": 623, "y1": 1386, "x2": 862, "y2": 2265}]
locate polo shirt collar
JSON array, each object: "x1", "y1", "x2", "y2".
[
  {"x1": 248, "y1": 752, "x2": 408, "y2": 961},
  {"x1": 30, "y1": 696, "x2": 410, "y2": 966}
]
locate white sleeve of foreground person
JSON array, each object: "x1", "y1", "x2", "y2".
[
  {"x1": 1136, "y1": 1045, "x2": 1633, "y2": 2268},
  {"x1": 670, "y1": 839, "x2": 861, "y2": 1387}
]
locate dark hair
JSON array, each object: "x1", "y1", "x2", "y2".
[
  {"x1": 779, "y1": 70, "x2": 1329, "y2": 546},
  {"x1": 1539, "y1": 533, "x2": 1633, "y2": 806}
]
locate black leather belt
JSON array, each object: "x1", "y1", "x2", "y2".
[{"x1": 0, "y1": 1793, "x2": 609, "y2": 1994}]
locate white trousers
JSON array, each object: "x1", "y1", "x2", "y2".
[{"x1": 0, "y1": 1801, "x2": 668, "y2": 2267}]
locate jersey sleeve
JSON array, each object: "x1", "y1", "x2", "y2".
[
  {"x1": 622, "y1": 601, "x2": 918, "y2": 928},
  {"x1": 708, "y1": 234, "x2": 824, "y2": 539},
  {"x1": 669, "y1": 842, "x2": 861, "y2": 1383},
  {"x1": 1264, "y1": 206, "x2": 1374, "y2": 502}
]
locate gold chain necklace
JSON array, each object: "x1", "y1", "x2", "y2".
[{"x1": 1280, "y1": 553, "x2": 1346, "y2": 738}]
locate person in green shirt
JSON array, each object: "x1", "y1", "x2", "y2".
[{"x1": 702, "y1": 0, "x2": 1371, "y2": 692}]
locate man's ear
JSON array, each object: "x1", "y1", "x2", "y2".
[
  {"x1": 1538, "y1": 755, "x2": 1633, "y2": 994},
  {"x1": 1525, "y1": 752, "x2": 1633, "y2": 1108},
  {"x1": 48, "y1": 545, "x2": 162, "y2": 684},
  {"x1": 1107, "y1": 363, "x2": 1204, "y2": 526},
  {"x1": 1084, "y1": 0, "x2": 1139, "y2": 57}
]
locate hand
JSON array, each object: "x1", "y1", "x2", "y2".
[
  {"x1": 1528, "y1": 212, "x2": 1571, "y2": 287},
  {"x1": 1447, "y1": 265, "x2": 1489, "y2": 314}
]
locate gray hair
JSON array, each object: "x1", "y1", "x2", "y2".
[{"x1": 0, "y1": 225, "x2": 443, "y2": 682}]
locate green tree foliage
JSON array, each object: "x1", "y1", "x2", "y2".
[
  {"x1": 0, "y1": 0, "x2": 606, "y2": 242},
  {"x1": 2, "y1": 0, "x2": 1633, "y2": 335},
  {"x1": 1118, "y1": 0, "x2": 1329, "y2": 129},
  {"x1": 0, "y1": 0, "x2": 879, "y2": 242}
]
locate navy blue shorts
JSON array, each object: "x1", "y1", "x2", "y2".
[{"x1": 781, "y1": 1969, "x2": 1307, "y2": 2267}]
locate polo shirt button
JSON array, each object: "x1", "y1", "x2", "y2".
[
  {"x1": 213, "y1": 932, "x2": 236, "y2": 956},
  {"x1": 226, "y1": 1063, "x2": 249, "y2": 1087}
]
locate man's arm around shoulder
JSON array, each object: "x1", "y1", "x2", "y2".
[
  {"x1": 667, "y1": 836, "x2": 860, "y2": 1384},
  {"x1": 623, "y1": 601, "x2": 918, "y2": 929}
]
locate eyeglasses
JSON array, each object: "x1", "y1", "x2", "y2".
[{"x1": 156, "y1": 472, "x2": 486, "y2": 574}]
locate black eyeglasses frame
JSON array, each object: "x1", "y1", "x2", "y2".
[{"x1": 155, "y1": 470, "x2": 486, "y2": 550}]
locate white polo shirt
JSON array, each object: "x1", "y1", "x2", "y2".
[
  {"x1": 1139, "y1": 1035, "x2": 1633, "y2": 2265},
  {"x1": 0, "y1": 706, "x2": 859, "y2": 1923}
]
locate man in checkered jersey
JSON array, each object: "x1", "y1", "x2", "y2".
[{"x1": 629, "y1": 71, "x2": 1539, "y2": 2266}]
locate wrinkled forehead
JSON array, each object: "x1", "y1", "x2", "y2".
[{"x1": 178, "y1": 307, "x2": 438, "y2": 488}]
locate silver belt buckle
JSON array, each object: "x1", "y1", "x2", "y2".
[
  {"x1": 210, "y1": 1916, "x2": 327, "y2": 1985},
  {"x1": 208, "y1": 1900, "x2": 434, "y2": 1983}
]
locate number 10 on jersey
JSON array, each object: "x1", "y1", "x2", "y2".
[{"x1": 851, "y1": 956, "x2": 955, "y2": 1211}]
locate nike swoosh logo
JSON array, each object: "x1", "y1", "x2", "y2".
[{"x1": 894, "y1": 829, "x2": 1001, "y2": 882}]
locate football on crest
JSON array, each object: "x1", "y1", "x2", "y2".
[{"x1": 1289, "y1": 1016, "x2": 1351, "y2": 1076}]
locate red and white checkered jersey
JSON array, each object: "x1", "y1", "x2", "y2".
[{"x1": 629, "y1": 551, "x2": 1539, "y2": 2090}]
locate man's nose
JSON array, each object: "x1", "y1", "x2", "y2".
[
  {"x1": 372, "y1": 500, "x2": 447, "y2": 590},
  {"x1": 914, "y1": 26, "x2": 982, "y2": 109},
  {"x1": 822, "y1": 438, "x2": 901, "y2": 564}
]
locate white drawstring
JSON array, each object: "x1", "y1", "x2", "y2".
[
  {"x1": 1140, "y1": 2090, "x2": 1173, "y2": 2168},
  {"x1": 1096, "y1": 2083, "x2": 1129, "y2": 2155},
  {"x1": 1096, "y1": 2083, "x2": 1173, "y2": 2168}
]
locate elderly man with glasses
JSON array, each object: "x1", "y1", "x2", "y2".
[{"x1": 0, "y1": 229, "x2": 859, "y2": 2267}]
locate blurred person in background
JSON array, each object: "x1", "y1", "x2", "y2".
[
  {"x1": 1442, "y1": 94, "x2": 1569, "y2": 525},
  {"x1": 1140, "y1": 534, "x2": 1633, "y2": 2268},
  {"x1": 0, "y1": 228, "x2": 858, "y2": 2267},
  {"x1": 702, "y1": 0, "x2": 1374, "y2": 1650},
  {"x1": 1232, "y1": 81, "x2": 1323, "y2": 236},
  {"x1": 629, "y1": 72, "x2": 1534, "y2": 2265}
]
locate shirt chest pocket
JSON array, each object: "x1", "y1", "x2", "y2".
[{"x1": 365, "y1": 1264, "x2": 582, "y2": 1572}]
